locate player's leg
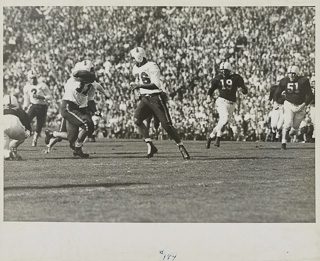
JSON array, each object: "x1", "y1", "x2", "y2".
[
  {"x1": 291, "y1": 108, "x2": 306, "y2": 142},
  {"x1": 281, "y1": 101, "x2": 294, "y2": 149},
  {"x1": 270, "y1": 109, "x2": 280, "y2": 141},
  {"x1": 152, "y1": 94, "x2": 190, "y2": 160},
  {"x1": 43, "y1": 118, "x2": 69, "y2": 154},
  {"x1": 26, "y1": 104, "x2": 37, "y2": 146},
  {"x1": 134, "y1": 99, "x2": 158, "y2": 158},
  {"x1": 309, "y1": 105, "x2": 315, "y2": 139}
]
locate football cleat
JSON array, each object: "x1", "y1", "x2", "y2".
[
  {"x1": 32, "y1": 139, "x2": 37, "y2": 147},
  {"x1": 42, "y1": 146, "x2": 51, "y2": 154},
  {"x1": 179, "y1": 145, "x2": 190, "y2": 160},
  {"x1": 69, "y1": 143, "x2": 75, "y2": 150},
  {"x1": 146, "y1": 142, "x2": 158, "y2": 158},
  {"x1": 206, "y1": 137, "x2": 212, "y2": 149},
  {"x1": 73, "y1": 146, "x2": 89, "y2": 158},
  {"x1": 214, "y1": 137, "x2": 221, "y2": 147},
  {"x1": 44, "y1": 129, "x2": 53, "y2": 145},
  {"x1": 10, "y1": 149, "x2": 22, "y2": 161},
  {"x1": 281, "y1": 143, "x2": 287, "y2": 150}
]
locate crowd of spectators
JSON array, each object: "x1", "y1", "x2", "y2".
[{"x1": 3, "y1": 6, "x2": 316, "y2": 141}]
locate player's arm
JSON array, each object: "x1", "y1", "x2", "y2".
[
  {"x1": 40, "y1": 84, "x2": 53, "y2": 101},
  {"x1": 273, "y1": 82, "x2": 285, "y2": 103},
  {"x1": 206, "y1": 79, "x2": 219, "y2": 102},
  {"x1": 239, "y1": 76, "x2": 248, "y2": 94},
  {"x1": 304, "y1": 79, "x2": 314, "y2": 106},
  {"x1": 73, "y1": 70, "x2": 96, "y2": 83},
  {"x1": 94, "y1": 83, "x2": 110, "y2": 99}
]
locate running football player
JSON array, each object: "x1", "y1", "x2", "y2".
[
  {"x1": 206, "y1": 61, "x2": 248, "y2": 148},
  {"x1": 23, "y1": 69, "x2": 52, "y2": 146},
  {"x1": 57, "y1": 60, "x2": 97, "y2": 158},
  {"x1": 3, "y1": 94, "x2": 32, "y2": 160},
  {"x1": 273, "y1": 65, "x2": 314, "y2": 150},
  {"x1": 43, "y1": 80, "x2": 109, "y2": 154},
  {"x1": 269, "y1": 84, "x2": 285, "y2": 141},
  {"x1": 129, "y1": 47, "x2": 190, "y2": 160}
]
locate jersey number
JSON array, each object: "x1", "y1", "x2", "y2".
[
  {"x1": 287, "y1": 83, "x2": 300, "y2": 94},
  {"x1": 31, "y1": 88, "x2": 37, "y2": 94},
  {"x1": 76, "y1": 83, "x2": 92, "y2": 95},
  {"x1": 135, "y1": 72, "x2": 151, "y2": 84},
  {"x1": 220, "y1": 79, "x2": 233, "y2": 90}
]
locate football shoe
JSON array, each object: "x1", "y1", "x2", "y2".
[
  {"x1": 32, "y1": 139, "x2": 37, "y2": 147},
  {"x1": 281, "y1": 143, "x2": 287, "y2": 150},
  {"x1": 206, "y1": 137, "x2": 212, "y2": 149},
  {"x1": 146, "y1": 142, "x2": 158, "y2": 158},
  {"x1": 44, "y1": 129, "x2": 53, "y2": 145},
  {"x1": 73, "y1": 146, "x2": 89, "y2": 158},
  {"x1": 10, "y1": 149, "x2": 22, "y2": 161},
  {"x1": 179, "y1": 145, "x2": 190, "y2": 160},
  {"x1": 214, "y1": 137, "x2": 221, "y2": 147}
]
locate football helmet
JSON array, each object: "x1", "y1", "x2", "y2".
[
  {"x1": 3, "y1": 94, "x2": 19, "y2": 109},
  {"x1": 130, "y1": 47, "x2": 146, "y2": 63},
  {"x1": 73, "y1": 60, "x2": 95, "y2": 73},
  {"x1": 27, "y1": 69, "x2": 38, "y2": 79},
  {"x1": 310, "y1": 73, "x2": 315, "y2": 87},
  {"x1": 287, "y1": 65, "x2": 299, "y2": 81},
  {"x1": 220, "y1": 62, "x2": 232, "y2": 77}
]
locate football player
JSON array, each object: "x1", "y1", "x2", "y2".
[
  {"x1": 57, "y1": 60, "x2": 97, "y2": 158},
  {"x1": 43, "y1": 61, "x2": 109, "y2": 154},
  {"x1": 43, "y1": 81, "x2": 109, "y2": 153},
  {"x1": 23, "y1": 69, "x2": 52, "y2": 146},
  {"x1": 3, "y1": 94, "x2": 32, "y2": 160},
  {"x1": 273, "y1": 65, "x2": 314, "y2": 150},
  {"x1": 269, "y1": 84, "x2": 285, "y2": 141},
  {"x1": 129, "y1": 47, "x2": 190, "y2": 160},
  {"x1": 206, "y1": 61, "x2": 248, "y2": 148}
]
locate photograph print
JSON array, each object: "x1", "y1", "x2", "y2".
[{"x1": 2, "y1": 5, "x2": 316, "y2": 223}]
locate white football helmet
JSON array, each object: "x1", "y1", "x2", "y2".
[
  {"x1": 310, "y1": 75, "x2": 315, "y2": 87},
  {"x1": 27, "y1": 69, "x2": 38, "y2": 79},
  {"x1": 73, "y1": 60, "x2": 95, "y2": 73},
  {"x1": 220, "y1": 62, "x2": 232, "y2": 76},
  {"x1": 130, "y1": 47, "x2": 146, "y2": 63},
  {"x1": 3, "y1": 94, "x2": 19, "y2": 109}
]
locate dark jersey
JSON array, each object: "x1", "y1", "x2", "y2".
[
  {"x1": 4, "y1": 108, "x2": 32, "y2": 131},
  {"x1": 207, "y1": 73, "x2": 245, "y2": 102},
  {"x1": 274, "y1": 76, "x2": 314, "y2": 105},
  {"x1": 269, "y1": 85, "x2": 285, "y2": 104}
]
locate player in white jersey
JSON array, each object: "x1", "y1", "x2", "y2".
[
  {"x1": 23, "y1": 69, "x2": 52, "y2": 146},
  {"x1": 43, "y1": 80, "x2": 109, "y2": 153},
  {"x1": 3, "y1": 94, "x2": 32, "y2": 160},
  {"x1": 129, "y1": 47, "x2": 190, "y2": 160},
  {"x1": 59, "y1": 60, "x2": 97, "y2": 158}
]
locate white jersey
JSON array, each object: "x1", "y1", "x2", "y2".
[
  {"x1": 62, "y1": 77, "x2": 97, "y2": 108},
  {"x1": 23, "y1": 82, "x2": 52, "y2": 107},
  {"x1": 132, "y1": 61, "x2": 162, "y2": 95}
]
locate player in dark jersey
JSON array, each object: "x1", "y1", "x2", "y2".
[
  {"x1": 273, "y1": 65, "x2": 314, "y2": 150},
  {"x1": 206, "y1": 61, "x2": 248, "y2": 148}
]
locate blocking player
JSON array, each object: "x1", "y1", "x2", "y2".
[
  {"x1": 43, "y1": 78, "x2": 109, "y2": 154},
  {"x1": 268, "y1": 84, "x2": 285, "y2": 141},
  {"x1": 129, "y1": 47, "x2": 190, "y2": 160},
  {"x1": 3, "y1": 94, "x2": 32, "y2": 160},
  {"x1": 57, "y1": 60, "x2": 97, "y2": 158},
  {"x1": 206, "y1": 61, "x2": 248, "y2": 148},
  {"x1": 273, "y1": 65, "x2": 314, "y2": 150},
  {"x1": 23, "y1": 69, "x2": 52, "y2": 147}
]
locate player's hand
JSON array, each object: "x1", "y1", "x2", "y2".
[
  {"x1": 297, "y1": 103, "x2": 306, "y2": 112},
  {"x1": 130, "y1": 82, "x2": 140, "y2": 91},
  {"x1": 94, "y1": 111, "x2": 102, "y2": 117}
]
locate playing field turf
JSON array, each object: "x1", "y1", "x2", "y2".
[{"x1": 3, "y1": 139, "x2": 315, "y2": 223}]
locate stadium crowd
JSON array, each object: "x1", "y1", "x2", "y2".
[{"x1": 3, "y1": 6, "x2": 316, "y2": 142}]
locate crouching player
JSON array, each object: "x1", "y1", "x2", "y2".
[{"x1": 3, "y1": 95, "x2": 32, "y2": 160}]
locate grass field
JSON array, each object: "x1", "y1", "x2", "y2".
[{"x1": 3, "y1": 138, "x2": 315, "y2": 223}]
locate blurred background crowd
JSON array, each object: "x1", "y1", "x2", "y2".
[{"x1": 3, "y1": 6, "x2": 316, "y2": 142}]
